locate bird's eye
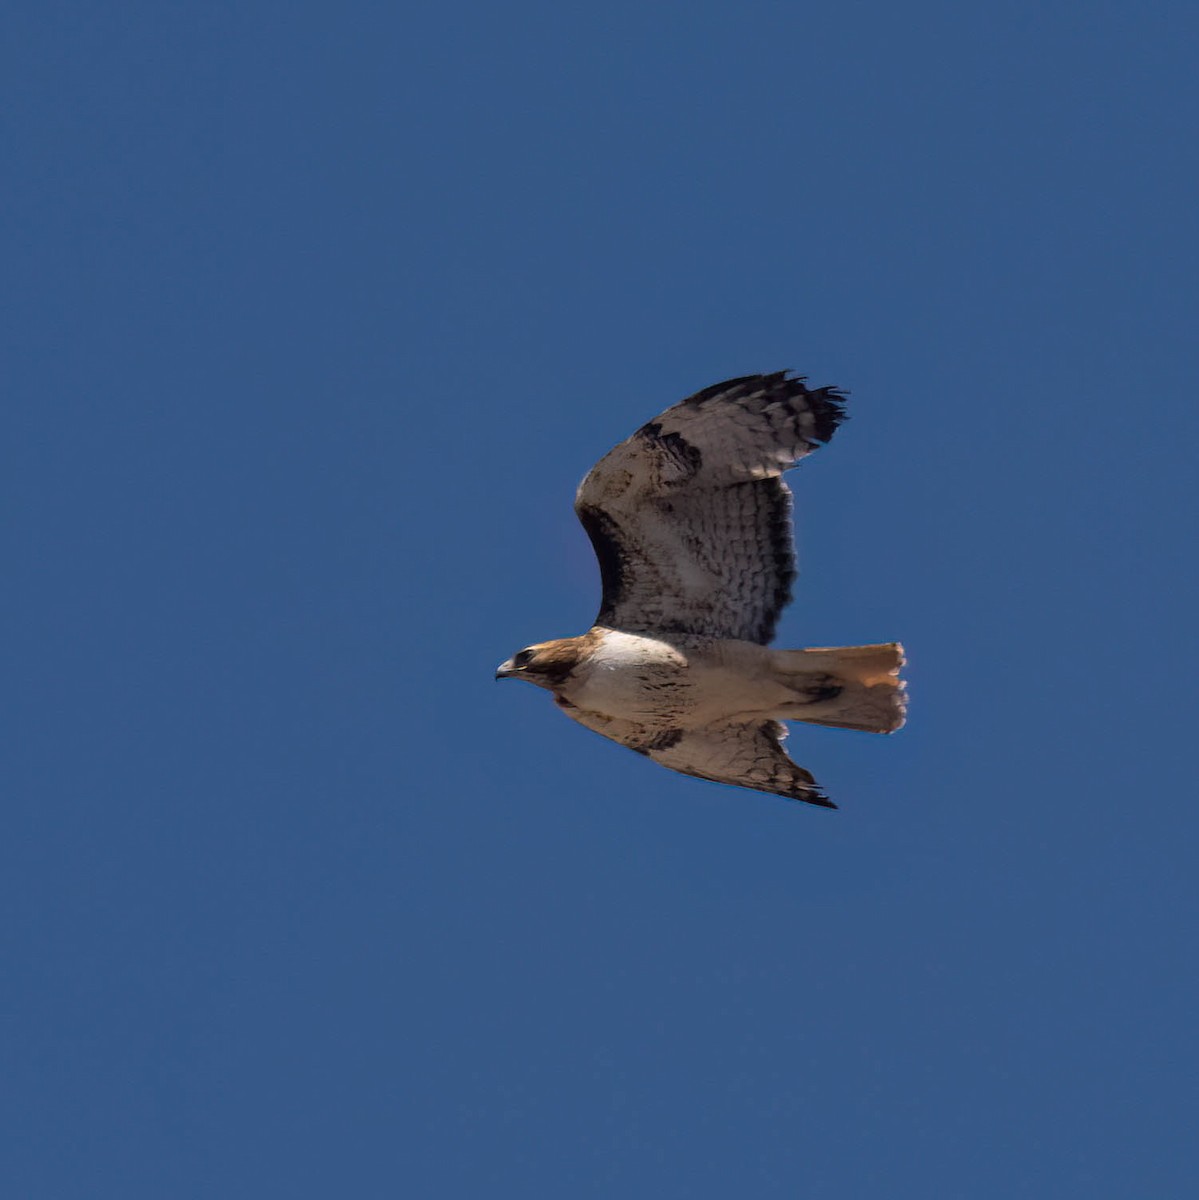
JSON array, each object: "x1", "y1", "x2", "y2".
[{"x1": 513, "y1": 649, "x2": 536, "y2": 669}]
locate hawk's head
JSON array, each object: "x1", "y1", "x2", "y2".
[{"x1": 495, "y1": 638, "x2": 585, "y2": 691}]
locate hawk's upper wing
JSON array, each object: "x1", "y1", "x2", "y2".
[
  {"x1": 574, "y1": 373, "x2": 846, "y2": 644},
  {"x1": 558, "y1": 700, "x2": 833, "y2": 808}
]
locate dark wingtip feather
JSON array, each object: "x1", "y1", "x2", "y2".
[
  {"x1": 769, "y1": 371, "x2": 848, "y2": 446},
  {"x1": 798, "y1": 790, "x2": 838, "y2": 810},
  {"x1": 802, "y1": 384, "x2": 849, "y2": 446},
  {"x1": 685, "y1": 371, "x2": 849, "y2": 446}
]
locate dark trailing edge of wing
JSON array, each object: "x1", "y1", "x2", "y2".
[
  {"x1": 755, "y1": 475, "x2": 797, "y2": 645},
  {"x1": 576, "y1": 502, "x2": 625, "y2": 626}
]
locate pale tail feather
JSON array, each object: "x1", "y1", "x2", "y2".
[{"x1": 771, "y1": 642, "x2": 907, "y2": 733}]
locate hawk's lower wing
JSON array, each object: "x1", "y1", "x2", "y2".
[
  {"x1": 558, "y1": 701, "x2": 834, "y2": 808},
  {"x1": 650, "y1": 720, "x2": 834, "y2": 808}
]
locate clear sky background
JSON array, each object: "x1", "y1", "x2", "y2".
[{"x1": 4, "y1": 2, "x2": 1197, "y2": 1196}]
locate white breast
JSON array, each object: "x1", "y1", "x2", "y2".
[{"x1": 567, "y1": 630, "x2": 688, "y2": 715}]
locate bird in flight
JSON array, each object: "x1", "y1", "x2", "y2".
[{"x1": 496, "y1": 373, "x2": 905, "y2": 807}]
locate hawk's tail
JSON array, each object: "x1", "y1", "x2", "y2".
[{"x1": 771, "y1": 643, "x2": 907, "y2": 733}]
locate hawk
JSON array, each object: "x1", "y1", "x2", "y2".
[{"x1": 496, "y1": 373, "x2": 905, "y2": 807}]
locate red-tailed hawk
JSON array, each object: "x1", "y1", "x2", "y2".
[{"x1": 496, "y1": 373, "x2": 906, "y2": 807}]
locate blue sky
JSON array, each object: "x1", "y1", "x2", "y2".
[{"x1": 4, "y1": 2, "x2": 1197, "y2": 1195}]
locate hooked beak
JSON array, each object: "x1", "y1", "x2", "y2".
[{"x1": 495, "y1": 658, "x2": 516, "y2": 680}]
